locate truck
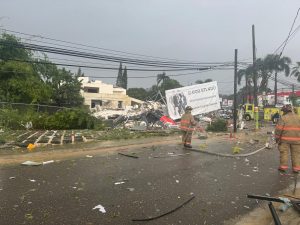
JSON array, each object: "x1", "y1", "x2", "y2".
[{"x1": 243, "y1": 103, "x2": 300, "y2": 122}]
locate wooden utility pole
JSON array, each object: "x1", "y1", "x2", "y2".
[
  {"x1": 252, "y1": 25, "x2": 258, "y2": 106},
  {"x1": 234, "y1": 49, "x2": 238, "y2": 133}
]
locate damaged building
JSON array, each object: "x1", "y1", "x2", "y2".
[{"x1": 78, "y1": 77, "x2": 143, "y2": 111}]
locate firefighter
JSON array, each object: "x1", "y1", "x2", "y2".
[
  {"x1": 180, "y1": 106, "x2": 197, "y2": 148},
  {"x1": 275, "y1": 104, "x2": 300, "y2": 173}
]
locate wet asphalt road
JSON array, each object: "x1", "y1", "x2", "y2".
[{"x1": 0, "y1": 140, "x2": 296, "y2": 225}]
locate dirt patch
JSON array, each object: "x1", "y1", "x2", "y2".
[{"x1": 0, "y1": 136, "x2": 182, "y2": 166}]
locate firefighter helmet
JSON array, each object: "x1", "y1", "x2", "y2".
[
  {"x1": 185, "y1": 106, "x2": 193, "y2": 111},
  {"x1": 281, "y1": 104, "x2": 292, "y2": 113}
]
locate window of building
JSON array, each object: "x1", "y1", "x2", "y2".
[
  {"x1": 118, "y1": 101, "x2": 123, "y2": 109},
  {"x1": 91, "y1": 100, "x2": 102, "y2": 108},
  {"x1": 84, "y1": 87, "x2": 99, "y2": 93}
]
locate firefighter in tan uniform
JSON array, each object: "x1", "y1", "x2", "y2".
[
  {"x1": 275, "y1": 104, "x2": 300, "y2": 173},
  {"x1": 180, "y1": 106, "x2": 197, "y2": 148}
]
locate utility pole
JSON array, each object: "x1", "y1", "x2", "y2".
[
  {"x1": 275, "y1": 71, "x2": 278, "y2": 105},
  {"x1": 252, "y1": 25, "x2": 258, "y2": 106},
  {"x1": 292, "y1": 84, "x2": 295, "y2": 106},
  {"x1": 234, "y1": 49, "x2": 238, "y2": 133}
]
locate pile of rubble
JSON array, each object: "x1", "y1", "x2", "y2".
[
  {"x1": 93, "y1": 101, "x2": 178, "y2": 130},
  {"x1": 92, "y1": 101, "x2": 230, "y2": 131}
]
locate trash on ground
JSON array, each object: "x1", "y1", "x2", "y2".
[
  {"x1": 132, "y1": 195, "x2": 195, "y2": 222},
  {"x1": 232, "y1": 146, "x2": 241, "y2": 154},
  {"x1": 29, "y1": 179, "x2": 36, "y2": 182},
  {"x1": 92, "y1": 204, "x2": 106, "y2": 213},
  {"x1": 127, "y1": 188, "x2": 135, "y2": 192},
  {"x1": 86, "y1": 155, "x2": 93, "y2": 158},
  {"x1": 9, "y1": 177, "x2": 15, "y2": 180},
  {"x1": 43, "y1": 160, "x2": 54, "y2": 165},
  {"x1": 240, "y1": 173, "x2": 251, "y2": 177},
  {"x1": 21, "y1": 161, "x2": 42, "y2": 166},
  {"x1": 27, "y1": 143, "x2": 36, "y2": 151},
  {"x1": 118, "y1": 152, "x2": 139, "y2": 159},
  {"x1": 114, "y1": 181, "x2": 125, "y2": 185}
]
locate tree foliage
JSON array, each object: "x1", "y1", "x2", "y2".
[
  {"x1": 0, "y1": 33, "x2": 83, "y2": 107},
  {"x1": 127, "y1": 88, "x2": 148, "y2": 101},
  {"x1": 195, "y1": 78, "x2": 213, "y2": 84},
  {"x1": 237, "y1": 54, "x2": 292, "y2": 103}
]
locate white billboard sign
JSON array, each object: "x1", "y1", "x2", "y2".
[{"x1": 165, "y1": 81, "x2": 220, "y2": 120}]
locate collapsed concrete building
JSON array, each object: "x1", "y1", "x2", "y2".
[{"x1": 78, "y1": 76, "x2": 143, "y2": 110}]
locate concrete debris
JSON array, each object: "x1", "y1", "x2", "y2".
[
  {"x1": 114, "y1": 181, "x2": 125, "y2": 185},
  {"x1": 21, "y1": 161, "x2": 42, "y2": 166},
  {"x1": 43, "y1": 160, "x2": 55, "y2": 165},
  {"x1": 92, "y1": 204, "x2": 106, "y2": 213},
  {"x1": 126, "y1": 188, "x2": 135, "y2": 192}
]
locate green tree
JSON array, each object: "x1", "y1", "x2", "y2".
[
  {"x1": 0, "y1": 33, "x2": 32, "y2": 61},
  {"x1": 237, "y1": 66, "x2": 253, "y2": 103},
  {"x1": 0, "y1": 61, "x2": 51, "y2": 103},
  {"x1": 127, "y1": 88, "x2": 148, "y2": 100},
  {"x1": 50, "y1": 68, "x2": 83, "y2": 107},
  {"x1": 122, "y1": 66, "x2": 128, "y2": 89},
  {"x1": 0, "y1": 34, "x2": 51, "y2": 103},
  {"x1": 159, "y1": 78, "x2": 182, "y2": 97},
  {"x1": 156, "y1": 72, "x2": 169, "y2": 86},
  {"x1": 264, "y1": 54, "x2": 291, "y2": 104},
  {"x1": 76, "y1": 67, "x2": 84, "y2": 77},
  {"x1": 195, "y1": 78, "x2": 213, "y2": 84},
  {"x1": 116, "y1": 62, "x2": 123, "y2": 87},
  {"x1": 291, "y1": 62, "x2": 300, "y2": 81}
]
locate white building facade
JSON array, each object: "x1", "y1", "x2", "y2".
[{"x1": 78, "y1": 77, "x2": 143, "y2": 110}]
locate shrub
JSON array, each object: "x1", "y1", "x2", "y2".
[
  {"x1": 206, "y1": 119, "x2": 227, "y2": 132},
  {"x1": 0, "y1": 107, "x2": 105, "y2": 130}
]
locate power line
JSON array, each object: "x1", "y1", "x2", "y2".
[
  {"x1": 0, "y1": 58, "x2": 214, "y2": 72},
  {"x1": 275, "y1": 7, "x2": 300, "y2": 57},
  {"x1": 1, "y1": 28, "x2": 236, "y2": 65},
  {"x1": 273, "y1": 24, "x2": 300, "y2": 55},
  {"x1": 0, "y1": 40, "x2": 228, "y2": 69}
]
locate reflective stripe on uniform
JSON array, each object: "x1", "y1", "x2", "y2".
[
  {"x1": 181, "y1": 120, "x2": 190, "y2": 123},
  {"x1": 180, "y1": 126, "x2": 195, "y2": 131},
  {"x1": 275, "y1": 135, "x2": 300, "y2": 141},
  {"x1": 293, "y1": 166, "x2": 300, "y2": 171},
  {"x1": 275, "y1": 125, "x2": 300, "y2": 131}
]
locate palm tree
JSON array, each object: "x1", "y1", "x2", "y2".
[
  {"x1": 291, "y1": 62, "x2": 300, "y2": 82},
  {"x1": 264, "y1": 54, "x2": 291, "y2": 104},
  {"x1": 237, "y1": 66, "x2": 253, "y2": 104},
  {"x1": 195, "y1": 78, "x2": 213, "y2": 84},
  {"x1": 256, "y1": 58, "x2": 272, "y2": 93},
  {"x1": 156, "y1": 72, "x2": 169, "y2": 86}
]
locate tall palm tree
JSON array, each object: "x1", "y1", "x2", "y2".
[
  {"x1": 256, "y1": 58, "x2": 272, "y2": 93},
  {"x1": 237, "y1": 66, "x2": 253, "y2": 104},
  {"x1": 291, "y1": 62, "x2": 300, "y2": 82},
  {"x1": 264, "y1": 54, "x2": 291, "y2": 104},
  {"x1": 156, "y1": 72, "x2": 169, "y2": 86}
]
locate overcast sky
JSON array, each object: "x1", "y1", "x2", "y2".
[{"x1": 0, "y1": 0, "x2": 300, "y2": 94}]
